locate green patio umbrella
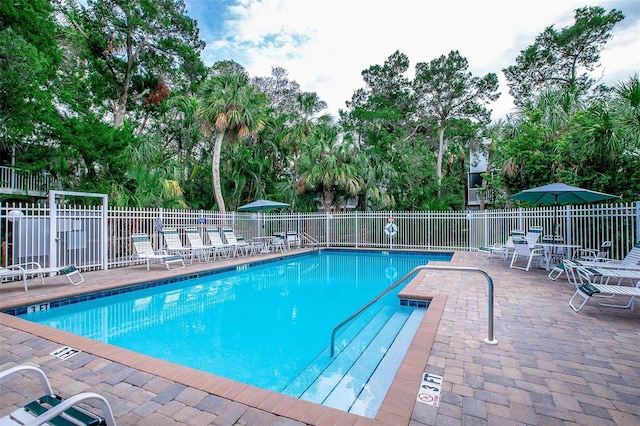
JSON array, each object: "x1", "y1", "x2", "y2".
[
  {"x1": 237, "y1": 199, "x2": 289, "y2": 212},
  {"x1": 509, "y1": 183, "x2": 620, "y2": 235},
  {"x1": 238, "y1": 199, "x2": 289, "y2": 235}
]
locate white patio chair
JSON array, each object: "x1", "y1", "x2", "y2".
[
  {"x1": 221, "y1": 227, "x2": 252, "y2": 256},
  {"x1": 478, "y1": 230, "x2": 525, "y2": 261},
  {"x1": 1, "y1": 265, "x2": 27, "y2": 291},
  {"x1": 574, "y1": 240, "x2": 612, "y2": 262},
  {"x1": 162, "y1": 228, "x2": 198, "y2": 264},
  {"x1": 2, "y1": 261, "x2": 85, "y2": 291},
  {"x1": 286, "y1": 231, "x2": 300, "y2": 249},
  {"x1": 564, "y1": 259, "x2": 640, "y2": 312},
  {"x1": 525, "y1": 225, "x2": 544, "y2": 247},
  {"x1": 0, "y1": 364, "x2": 117, "y2": 426},
  {"x1": 269, "y1": 234, "x2": 287, "y2": 253},
  {"x1": 131, "y1": 233, "x2": 185, "y2": 270},
  {"x1": 509, "y1": 237, "x2": 544, "y2": 271},
  {"x1": 184, "y1": 228, "x2": 216, "y2": 263},
  {"x1": 205, "y1": 228, "x2": 237, "y2": 259},
  {"x1": 574, "y1": 243, "x2": 640, "y2": 271}
]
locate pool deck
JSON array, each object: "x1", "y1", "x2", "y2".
[{"x1": 1, "y1": 249, "x2": 639, "y2": 425}]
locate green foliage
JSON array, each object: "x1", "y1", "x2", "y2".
[
  {"x1": 1, "y1": 1, "x2": 637, "y2": 211},
  {"x1": 0, "y1": 0, "x2": 60, "y2": 151},
  {"x1": 64, "y1": 0, "x2": 206, "y2": 127},
  {"x1": 198, "y1": 65, "x2": 269, "y2": 212},
  {"x1": 413, "y1": 50, "x2": 499, "y2": 188},
  {"x1": 504, "y1": 6, "x2": 624, "y2": 106},
  {"x1": 296, "y1": 123, "x2": 367, "y2": 212}
]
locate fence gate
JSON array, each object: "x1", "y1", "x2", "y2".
[{"x1": 48, "y1": 191, "x2": 109, "y2": 271}]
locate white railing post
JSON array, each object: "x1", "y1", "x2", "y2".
[
  {"x1": 48, "y1": 192, "x2": 58, "y2": 269},
  {"x1": 565, "y1": 205, "x2": 572, "y2": 245},
  {"x1": 354, "y1": 211, "x2": 359, "y2": 248},
  {"x1": 634, "y1": 201, "x2": 640, "y2": 244},
  {"x1": 325, "y1": 213, "x2": 330, "y2": 247}
]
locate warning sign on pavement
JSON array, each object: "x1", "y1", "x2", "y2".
[{"x1": 416, "y1": 372, "x2": 442, "y2": 407}]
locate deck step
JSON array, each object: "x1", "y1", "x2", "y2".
[
  {"x1": 281, "y1": 305, "x2": 394, "y2": 398},
  {"x1": 298, "y1": 306, "x2": 416, "y2": 407},
  {"x1": 348, "y1": 308, "x2": 425, "y2": 417},
  {"x1": 320, "y1": 309, "x2": 413, "y2": 410}
]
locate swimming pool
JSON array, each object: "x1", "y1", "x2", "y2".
[{"x1": 16, "y1": 249, "x2": 451, "y2": 415}]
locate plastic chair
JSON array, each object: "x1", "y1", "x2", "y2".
[{"x1": 0, "y1": 364, "x2": 117, "y2": 425}]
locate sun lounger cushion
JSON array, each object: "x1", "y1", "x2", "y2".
[{"x1": 579, "y1": 283, "x2": 600, "y2": 296}]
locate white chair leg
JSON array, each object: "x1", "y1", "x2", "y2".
[
  {"x1": 548, "y1": 264, "x2": 564, "y2": 280},
  {"x1": 569, "y1": 288, "x2": 590, "y2": 312}
]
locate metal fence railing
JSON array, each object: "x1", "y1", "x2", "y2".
[
  {"x1": 0, "y1": 166, "x2": 57, "y2": 197},
  {"x1": 2, "y1": 201, "x2": 638, "y2": 271}
]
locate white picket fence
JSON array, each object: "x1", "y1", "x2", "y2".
[{"x1": 1, "y1": 201, "x2": 638, "y2": 271}]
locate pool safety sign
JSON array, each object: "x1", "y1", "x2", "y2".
[{"x1": 417, "y1": 372, "x2": 443, "y2": 406}]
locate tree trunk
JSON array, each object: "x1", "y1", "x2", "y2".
[
  {"x1": 436, "y1": 125, "x2": 447, "y2": 196},
  {"x1": 113, "y1": 98, "x2": 127, "y2": 128},
  {"x1": 323, "y1": 187, "x2": 334, "y2": 213},
  {"x1": 212, "y1": 132, "x2": 226, "y2": 213}
]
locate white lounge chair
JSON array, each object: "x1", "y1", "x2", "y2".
[
  {"x1": 509, "y1": 237, "x2": 544, "y2": 271},
  {"x1": 1, "y1": 265, "x2": 27, "y2": 290},
  {"x1": 1, "y1": 263, "x2": 83, "y2": 291},
  {"x1": 574, "y1": 243, "x2": 640, "y2": 271},
  {"x1": 525, "y1": 225, "x2": 543, "y2": 247},
  {"x1": 565, "y1": 260, "x2": 640, "y2": 312},
  {"x1": 206, "y1": 228, "x2": 236, "y2": 258},
  {"x1": 574, "y1": 240, "x2": 612, "y2": 262},
  {"x1": 477, "y1": 229, "x2": 524, "y2": 261},
  {"x1": 221, "y1": 227, "x2": 252, "y2": 256},
  {"x1": 184, "y1": 228, "x2": 216, "y2": 263},
  {"x1": 286, "y1": 231, "x2": 300, "y2": 249},
  {"x1": 162, "y1": 228, "x2": 198, "y2": 264},
  {"x1": 0, "y1": 364, "x2": 117, "y2": 426},
  {"x1": 237, "y1": 235, "x2": 265, "y2": 255},
  {"x1": 131, "y1": 233, "x2": 185, "y2": 270}
]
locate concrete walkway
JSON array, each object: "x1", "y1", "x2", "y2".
[{"x1": 1, "y1": 250, "x2": 639, "y2": 425}]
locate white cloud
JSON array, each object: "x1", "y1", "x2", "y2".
[{"x1": 188, "y1": 0, "x2": 640, "y2": 121}]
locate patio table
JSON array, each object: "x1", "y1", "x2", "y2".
[
  {"x1": 535, "y1": 243, "x2": 582, "y2": 270},
  {"x1": 252, "y1": 236, "x2": 274, "y2": 254}
]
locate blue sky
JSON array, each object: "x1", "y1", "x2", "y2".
[{"x1": 184, "y1": 0, "x2": 640, "y2": 121}]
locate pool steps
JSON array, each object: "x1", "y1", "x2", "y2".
[
  {"x1": 282, "y1": 304, "x2": 425, "y2": 417},
  {"x1": 349, "y1": 309, "x2": 424, "y2": 416}
]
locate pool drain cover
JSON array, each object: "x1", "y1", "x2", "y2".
[{"x1": 51, "y1": 346, "x2": 81, "y2": 360}]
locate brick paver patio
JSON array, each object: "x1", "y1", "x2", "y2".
[{"x1": 1, "y1": 250, "x2": 638, "y2": 425}]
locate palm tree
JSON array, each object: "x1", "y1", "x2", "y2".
[
  {"x1": 110, "y1": 134, "x2": 187, "y2": 208},
  {"x1": 296, "y1": 124, "x2": 365, "y2": 212},
  {"x1": 164, "y1": 95, "x2": 202, "y2": 184},
  {"x1": 198, "y1": 72, "x2": 268, "y2": 213},
  {"x1": 611, "y1": 74, "x2": 640, "y2": 150},
  {"x1": 282, "y1": 92, "x2": 331, "y2": 159}
]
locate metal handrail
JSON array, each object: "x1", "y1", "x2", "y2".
[
  {"x1": 329, "y1": 265, "x2": 497, "y2": 357},
  {"x1": 299, "y1": 232, "x2": 319, "y2": 250}
]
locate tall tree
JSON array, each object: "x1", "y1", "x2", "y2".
[
  {"x1": 413, "y1": 50, "x2": 499, "y2": 189},
  {"x1": 64, "y1": 0, "x2": 206, "y2": 128},
  {"x1": 503, "y1": 6, "x2": 624, "y2": 106},
  {"x1": 199, "y1": 62, "x2": 268, "y2": 213},
  {"x1": 0, "y1": 0, "x2": 60, "y2": 153},
  {"x1": 296, "y1": 123, "x2": 365, "y2": 212},
  {"x1": 342, "y1": 50, "x2": 413, "y2": 136},
  {"x1": 610, "y1": 74, "x2": 640, "y2": 150}
]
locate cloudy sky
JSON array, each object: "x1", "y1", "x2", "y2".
[{"x1": 184, "y1": 0, "x2": 640, "y2": 121}]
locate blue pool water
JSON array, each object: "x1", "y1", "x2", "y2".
[{"x1": 18, "y1": 250, "x2": 450, "y2": 414}]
